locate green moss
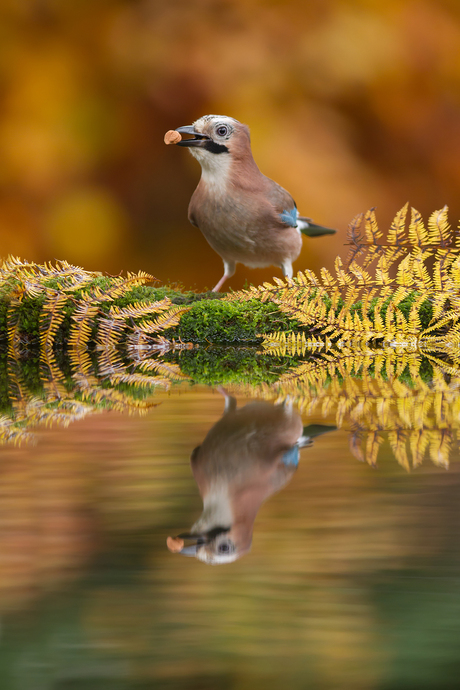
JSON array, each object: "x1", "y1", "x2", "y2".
[
  {"x1": 171, "y1": 346, "x2": 295, "y2": 386},
  {"x1": 168, "y1": 298, "x2": 301, "y2": 343}
]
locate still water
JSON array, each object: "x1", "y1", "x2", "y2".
[{"x1": 0, "y1": 385, "x2": 459, "y2": 689}]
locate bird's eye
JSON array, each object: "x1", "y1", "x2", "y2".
[
  {"x1": 216, "y1": 125, "x2": 229, "y2": 137},
  {"x1": 217, "y1": 541, "x2": 234, "y2": 554}
]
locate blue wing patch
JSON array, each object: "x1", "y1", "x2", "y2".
[
  {"x1": 279, "y1": 208, "x2": 298, "y2": 227},
  {"x1": 281, "y1": 445, "x2": 299, "y2": 468}
]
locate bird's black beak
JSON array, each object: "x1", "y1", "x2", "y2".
[
  {"x1": 175, "y1": 125, "x2": 209, "y2": 147},
  {"x1": 175, "y1": 532, "x2": 207, "y2": 557},
  {"x1": 174, "y1": 526, "x2": 231, "y2": 557}
]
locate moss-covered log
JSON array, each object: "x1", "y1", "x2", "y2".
[{"x1": 0, "y1": 276, "x2": 435, "y2": 349}]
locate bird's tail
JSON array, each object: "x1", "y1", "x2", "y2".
[
  {"x1": 302, "y1": 424, "x2": 337, "y2": 438},
  {"x1": 298, "y1": 217, "x2": 336, "y2": 237},
  {"x1": 298, "y1": 424, "x2": 336, "y2": 449}
]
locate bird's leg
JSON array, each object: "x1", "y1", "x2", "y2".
[
  {"x1": 215, "y1": 386, "x2": 237, "y2": 415},
  {"x1": 212, "y1": 259, "x2": 236, "y2": 292},
  {"x1": 280, "y1": 260, "x2": 293, "y2": 280}
]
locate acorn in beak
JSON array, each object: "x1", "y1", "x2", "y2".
[{"x1": 167, "y1": 526, "x2": 230, "y2": 557}]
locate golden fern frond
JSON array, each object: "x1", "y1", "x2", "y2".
[
  {"x1": 411, "y1": 248, "x2": 433, "y2": 290},
  {"x1": 362, "y1": 244, "x2": 387, "y2": 269},
  {"x1": 395, "y1": 255, "x2": 415, "y2": 288},
  {"x1": 347, "y1": 262, "x2": 372, "y2": 284},
  {"x1": 0, "y1": 423, "x2": 35, "y2": 446},
  {"x1": 334, "y1": 256, "x2": 354, "y2": 286},
  {"x1": 428, "y1": 205, "x2": 451, "y2": 247},
  {"x1": 127, "y1": 334, "x2": 192, "y2": 359},
  {"x1": 345, "y1": 212, "x2": 365, "y2": 266},
  {"x1": 365, "y1": 432, "x2": 384, "y2": 466},
  {"x1": 23, "y1": 279, "x2": 46, "y2": 299},
  {"x1": 109, "y1": 372, "x2": 170, "y2": 388},
  {"x1": 36, "y1": 259, "x2": 89, "y2": 280},
  {"x1": 84, "y1": 271, "x2": 155, "y2": 304},
  {"x1": 387, "y1": 202, "x2": 409, "y2": 245},
  {"x1": 68, "y1": 301, "x2": 100, "y2": 351},
  {"x1": 26, "y1": 404, "x2": 94, "y2": 429},
  {"x1": 409, "y1": 430, "x2": 430, "y2": 468},
  {"x1": 138, "y1": 358, "x2": 190, "y2": 381},
  {"x1": 408, "y1": 207, "x2": 429, "y2": 246},
  {"x1": 39, "y1": 353, "x2": 67, "y2": 406},
  {"x1": 97, "y1": 348, "x2": 125, "y2": 378},
  {"x1": 40, "y1": 291, "x2": 68, "y2": 352},
  {"x1": 60, "y1": 273, "x2": 99, "y2": 293},
  {"x1": 363, "y1": 207, "x2": 382, "y2": 244},
  {"x1": 388, "y1": 430, "x2": 410, "y2": 471},
  {"x1": 68, "y1": 344, "x2": 94, "y2": 376},
  {"x1": 259, "y1": 331, "x2": 307, "y2": 357},
  {"x1": 420, "y1": 309, "x2": 458, "y2": 337},
  {"x1": 0, "y1": 256, "x2": 37, "y2": 279},
  {"x1": 374, "y1": 255, "x2": 393, "y2": 286},
  {"x1": 349, "y1": 431, "x2": 365, "y2": 462},
  {"x1": 138, "y1": 305, "x2": 191, "y2": 334},
  {"x1": 428, "y1": 429, "x2": 451, "y2": 468},
  {"x1": 406, "y1": 294, "x2": 425, "y2": 335},
  {"x1": 7, "y1": 306, "x2": 22, "y2": 359},
  {"x1": 108, "y1": 298, "x2": 172, "y2": 321},
  {"x1": 96, "y1": 317, "x2": 125, "y2": 351},
  {"x1": 319, "y1": 266, "x2": 337, "y2": 287},
  {"x1": 432, "y1": 249, "x2": 455, "y2": 292}
]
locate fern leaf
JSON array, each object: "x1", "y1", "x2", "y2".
[
  {"x1": 408, "y1": 207, "x2": 429, "y2": 246},
  {"x1": 428, "y1": 205, "x2": 451, "y2": 247},
  {"x1": 388, "y1": 430, "x2": 410, "y2": 471},
  {"x1": 364, "y1": 208, "x2": 382, "y2": 243},
  {"x1": 108, "y1": 298, "x2": 173, "y2": 322},
  {"x1": 40, "y1": 291, "x2": 68, "y2": 352},
  {"x1": 387, "y1": 203, "x2": 409, "y2": 245},
  {"x1": 138, "y1": 306, "x2": 190, "y2": 334},
  {"x1": 365, "y1": 431, "x2": 384, "y2": 466}
]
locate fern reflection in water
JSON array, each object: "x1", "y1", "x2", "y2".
[
  {"x1": 2, "y1": 206, "x2": 460, "y2": 470},
  {"x1": 0, "y1": 256, "x2": 192, "y2": 444},
  {"x1": 234, "y1": 204, "x2": 460, "y2": 469}
]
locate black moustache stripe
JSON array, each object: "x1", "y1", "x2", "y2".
[{"x1": 204, "y1": 141, "x2": 229, "y2": 154}]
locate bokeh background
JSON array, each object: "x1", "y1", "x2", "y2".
[{"x1": 1, "y1": 0, "x2": 460, "y2": 290}]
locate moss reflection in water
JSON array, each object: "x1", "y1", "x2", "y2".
[
  {"x1": 0, "y1": 396, "x2": 459, "y2": 688},
  {"x1": 0, "y1": 243, "x2": 460, "y2": 684}
]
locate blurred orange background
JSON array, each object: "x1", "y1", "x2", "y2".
[{"x1": 1, "y1": 0, "x2": 460, "y2": 291}]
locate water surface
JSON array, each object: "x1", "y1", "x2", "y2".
[{"x1": 1, "y1": 385, "x2": 460, "y2": 689}]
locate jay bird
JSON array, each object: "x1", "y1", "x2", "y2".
[
  {"x1": 173, "y1": 114, "x2": 336, "y2": 291},
  {"x1": 167, "y1": 389, "x2": 336, "y2": 565}
]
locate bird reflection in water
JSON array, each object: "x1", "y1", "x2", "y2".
[{"x1": 167, "y1": 388, "x2": 335, "y2": 564}]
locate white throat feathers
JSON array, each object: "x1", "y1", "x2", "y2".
[
  {"x1": 188, "y1": 145, "x2": 232, "y2": 195},
  {"x1": 191, "y1": 486, "x2": 233, "y2": 535}
]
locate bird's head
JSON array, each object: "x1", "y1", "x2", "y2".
[
  {"x1": 175, "y1": 115, "x2": 251, "y2": 168},
  {"x1": 169, "y1": 525, "x2": 249, "y2": 565}
]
